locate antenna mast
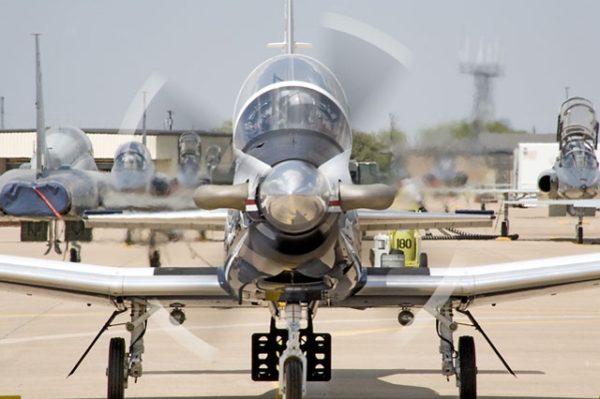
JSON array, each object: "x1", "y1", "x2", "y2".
[{"x1": 267, "y1": 0, "x2": 310, "y2": 53}]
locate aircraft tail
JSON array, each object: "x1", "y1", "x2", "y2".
[
  {"x1": 267, "y1": 0, "x2": 311, "y2": 53},
  {"x1": 33, "y1": 33, "x2": 48, "y2": 178}
]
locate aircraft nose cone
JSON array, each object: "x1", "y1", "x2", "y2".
[
  {"x1": 0, "y1": 181, "x2": 70, "y2": 216},
  {"x1": 259, "y1": 160, "x2": 330, "y2": 234}
]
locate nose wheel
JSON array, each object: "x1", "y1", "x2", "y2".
[{"x1": 284, "y1": 358, "x2": 303, "y2": 399}]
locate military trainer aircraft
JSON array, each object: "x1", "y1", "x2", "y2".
[
  {"x1": 507, "y1": 96, "x2": 600, "y2": 243},
  {"x1": 5, "y1": 3, "x2": 600, "y2": 399},
  {"x1": 0, "y1": 34, "x2": 108, "y2": 260}
]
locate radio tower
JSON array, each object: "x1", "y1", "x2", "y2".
[{"x1": 460, "y1": 38, "x2": 503, "y2": 135}]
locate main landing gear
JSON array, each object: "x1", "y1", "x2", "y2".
[
  {"x1": 106, "y1": 301, "x2": 149, "y2": 399},
  {"x1": 429, "y1": 303, "x2": 515, "y2": 399},
  {"x1": 435, "y1": 305, "x2": 477, "y2": 399},
  {"x1": 252, "y1": 302, "x2": 331, "y2": 399}
]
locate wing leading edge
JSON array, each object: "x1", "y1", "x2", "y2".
[
  {"x1": 357, "y1": 209, "x2": 494, "y2": 231},
  {"x1": 84, "y1": 209, "x2": 228, "y2": 230}
]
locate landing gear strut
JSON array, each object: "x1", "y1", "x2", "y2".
[{"x1": 435, "y1": 305, "x2": 477, "y2": 399}]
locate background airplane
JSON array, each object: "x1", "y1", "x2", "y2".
[
  {"x1": 0, "y1": 34, "x2": 109, "y2": 261},
  {"x1": 508, "y1": 96, "x2": 600, "y2": 243}
]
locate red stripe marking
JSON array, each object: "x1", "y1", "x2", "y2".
[
  {"x1": 330, "y1": 200, "x2": 341, "y2": 206},
  {"x1": 245, "y1": 199, "x2": 256, "y2": 205},
  {"x1": 32, "y1": 186, "x2": 63, "y2": 220}
]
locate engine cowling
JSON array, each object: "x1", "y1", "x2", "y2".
[{"x1": 538, "y1": 170, "x2": 558, "y2": 196}]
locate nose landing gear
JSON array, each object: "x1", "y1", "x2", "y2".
[{"x1": 252, "y1": 302, "x2": 331, "y2": 399}]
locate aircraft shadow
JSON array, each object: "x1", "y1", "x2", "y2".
[{"x1": 79, "y1": 368, "x2": 552, "y2": 399}]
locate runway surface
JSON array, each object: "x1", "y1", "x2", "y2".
[{"x1": 1, "y1": 205, "x2": 600, "y2": 398}]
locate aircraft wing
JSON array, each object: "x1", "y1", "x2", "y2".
[
  {"x1": 425, "y1": 187, "x2": 535, "y2": 196},
  {"x1": 343, "y1": 252, "x2": 600, "y2": 308},
  {"x1": 357, "y1": 210, "x2": 494, "y2": 231},
  {"x1": 0, "y1": 255, "x2": 234, "y2": 306},
  {"x1": 84, "y1": 209, "x2": 228, "y2": 230},
  {"x1": 2, "y1": 251, "x2": 600, "y2": 311},
  {"x1": 505, "y1": 198, "x2": 600, "y2": 208}
]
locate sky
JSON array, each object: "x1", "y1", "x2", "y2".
[{"x1": 1, "y1": 0, "x2": 599, "y2": 139}]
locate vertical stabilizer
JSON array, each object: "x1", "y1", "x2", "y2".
[{"x1": 33, "y1": 33, "x2": 48, "y2": 177}]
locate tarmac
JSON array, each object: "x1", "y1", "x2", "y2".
[{"x1": 1, "y1": 205, "x2": 600, "y2": 398}]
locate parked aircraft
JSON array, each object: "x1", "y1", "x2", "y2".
[
  {"x1": 0, "y1": 34, "x2": 108, "y2": 261},
  {"x1": 423, "y1": 155, "x2": 469, "y2": 188},
  {"x1": 6, "y1": 4, "x2": 600, "y2": 399},
  {"x1": 110, "y1": 140, "x2": 173, "y2": 196},
  {"x1": 507, "y1": 97, "x2": 600, "y2": 242}
]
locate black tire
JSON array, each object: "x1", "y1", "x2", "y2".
[
  {"x1": 419, "y1": 252, "x2": 428, "y2": 268},
  {"x1": 577, "y1": 226, "x2": 584, "y2": 244},
  {"x1": 149, "y1": 250, "x2": 161, "y2": 268},
  {"x1": 284, "y1": 358, "x2": 303, "y2": 399},
  {"x1": 69, "y1": 248, "x2": 81, "y2": 263},
  {"x1": 501, "y1": 220, "x2": 509, "y2": 237},
  {"x1": 458, "y1": 336, "x2": 477, "y2": 399},
  {"x1": 107, "y1": 337, "x2": 126, "y2": 399}
]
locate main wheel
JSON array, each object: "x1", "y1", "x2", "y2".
[
  {"x1": 458, "y1": 336, "x2": 477, "y2": 399},
  {"x1": 149, "y1": 250, "x2": 161, "y2": 268},
  {"x1": 107, "y1": 337, "x2": 126, "y2": 399},
  {"x1": 501, "y1": 220, "x2": 509, "y2": 237},
  {"x1": 419, "y1": 252, "x2": 428, "y2": 268},
  {"x1": 577, "y1": 225, "x2": 584, "y2": 244},
  {"x1": 284, "y1": 358, "x2": 303, "y2": 399},
  {"x1": 69, "y1": 248, "x2": 81, "y2": 263}
]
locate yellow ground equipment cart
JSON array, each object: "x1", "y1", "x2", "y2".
[{"x1": 370, "y1": 229, "x2": 428, "y2": 268}]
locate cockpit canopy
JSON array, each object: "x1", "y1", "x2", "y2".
[
  {"x1": 558, "y1": 97, "x2": 600, "y2": 169},
  {"x1": 178, "y1": 132, "x2": 201, "y2": 158},
  {"x1": 558, "y1": 97, "x2": 599, "y2": 148},
  {"x1": 113, "y1": 141, "x2": 153, "y2": 172},
  {"x1": 233, "y1": 54, "x2": 351, "y2": 153}
]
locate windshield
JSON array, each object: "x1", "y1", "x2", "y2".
[
  {"x1": 234, "y1": 85, "x2": 351, "y2": 151},
  {"x1": 234, "y1": 54, "x2": 348, "y2": 122},
  {"x1": 562, "y1": 139, "x2": 598, "y2": 169}
]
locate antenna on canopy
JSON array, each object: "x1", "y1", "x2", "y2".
[
  {"x1": 32, "y1": 33, "x2": 48, "y2": 178},
  {"x1": 267, "y1": 0, "x2": 311, "y2": 53}
]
